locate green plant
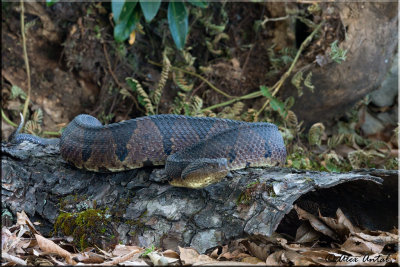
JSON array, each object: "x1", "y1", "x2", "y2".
[
  {"x1": 329, "y1": 40, "x2": 347, "y2": 64},
  {"x1": 111, "y1": 0, "x2": 208, "y2": 49},
  {"x1": 46, "y1": 0, "x2": 59, "y2": 7},
  {"x1": 141, "y1": 245, "x2": 155, "y2": 257},
  {"x1": 260, "y1": 86, "x2": 287, "y2": 118}
]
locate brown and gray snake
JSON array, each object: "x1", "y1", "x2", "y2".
[{"x1": 11, "y1": 114, "x2": 286, "y2": 189}]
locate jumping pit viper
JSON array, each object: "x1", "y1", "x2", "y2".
[{"x1": 11, "y1": 114, "x2": 286, "y2": 189}]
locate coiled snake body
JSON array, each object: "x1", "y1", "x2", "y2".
[{"x1": 12, "y1": 114, "x2": 286, "y2": 189}]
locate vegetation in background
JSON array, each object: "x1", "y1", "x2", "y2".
[
  {"x1": 111, "y1": 0, "x2": 208, "y2": 49},
  {"x1": 2, "y1": 1, "x2": 397, "y2": 175}
]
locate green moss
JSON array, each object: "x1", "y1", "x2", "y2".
[{"x1": 54, "y1": 209, "x2": 112, "y2": 250}]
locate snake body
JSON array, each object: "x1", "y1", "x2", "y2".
[{"x1": 12, "y1": 114, "x2": 286, "y2": 188}]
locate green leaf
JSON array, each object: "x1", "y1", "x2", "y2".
[
  {"x1": 284, "y1": 96, "x2": 295, "y2": 109},
  {"x1": 187, "y1": 0, "x2": 209, "y2": 8},
  {"x1": 260, "y1": 85, "x2": 271, "y2": 97},
  {"x1": 269, "y1": 98, "x2": 286, "y2": 117},
  {"x1": 46, "y1": 0, "x2": 60, "y2": 7},
  {"x1": 11, "y1": 85, "x2": 27, "y2": 100},
  {"x1": 325, "y1": 162, "x2": 341, "y2": 173},
  {"x1": 126, "y1": 78, "x2": 138, "y2": 92},
  {"x1": 114, "y1": 2, "x2": 140, "y2": 42},
  {"x1": 111, "y1": 0, "x2": 126, "y2": 23},
  {"x1": 168, "y1": 2, "x2": 188, "y2": 50},
  {"x1": 139, "y1": 0, "x2": 161, "y2": 22},
  {"x1": 260, "y1": 85, "x2": 286, "y2": 117}
]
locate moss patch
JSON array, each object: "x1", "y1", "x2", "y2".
[{"x1": 54, "y1": 208, "x2": 116, "y2": 250}]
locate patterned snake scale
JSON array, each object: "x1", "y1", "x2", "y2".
[{"x1": 12, "y1": 114, "x2": 286, "y2": 189}]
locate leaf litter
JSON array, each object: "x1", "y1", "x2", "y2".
[{"x1": 1, "y1": 208, "x2": 398, "y2": 266}]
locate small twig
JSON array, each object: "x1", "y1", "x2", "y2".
[
  {"x1": 1, "y1": 109, "x2": 18, "y2": 127},
  {"x1": 255, "y1": 20, "x2": 325, "y2": 117},
  {"x1": 2, "y1": 252, "x2": 27, "y2": 266},
  {"x1": 191, "y1": 80, "x2": 206, "y2": 98},
  {"x1": 43, "y1": 131, "x2": 61, "y2": 137},
  {"x1": 148, "y1": 60, "x2": 234, "y2": 99},
  {"x1": 200, "y1": 90, "x2": 262, "y2": 112},
  {"x1": 261, "y1": 15, "x2": 289, "y2": 27},
  {"x1": 200, "y1": 21, "x2": 325, "y2": 114},
  {"x1": 95, "y1": 249, "x2": 140, "y2": 266},
  {"x1": 103, "y1": 43, "x2": 123, "y2": 89},
  {"x1": 20, "y1": 0, "x2": 31, "y2": 122},
  {"x1": 103, "y1": 43, "x2": 144, "y2": 114}
]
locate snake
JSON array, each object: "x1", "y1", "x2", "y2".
[{"x1": 10, "y1": 114, "x2": 286, "y2": 189}]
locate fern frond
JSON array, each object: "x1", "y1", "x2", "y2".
[
  {"x1": 120, "y1": 88, "x2": 132, "y2": 100},
  {"x1": 304, "y1": 72, "x2": 314, "y2": 93},
  {"x1": 218, "y1": 106, "x2": 233, "y2": 119},
  {"x1": 152, "y1": 52, "x2": 171, "y2": 107},
  {"x1": 131, "y1": 79, "x2": 154, "y2": 115},
  {"x1": 171, "y1": 91, "x2": 186, "y2": 114},
  {"x1": 232, "y1": 102, "x2": 244, "y2": 116},
  {"x1": 182, "y1": 48, "x2": 196, "y2": 66},
  {"x1": 308, "y1": 122, "x2": 325, "y2": 146},
  {"x1": 173, "y1": 71, "x2": 193, "y2": 92},
  {"x1": 286, "y1": 110, "x2": 298, "y2": 129},
  {"x1": 32, "y1": 109, "x2": 43, "y2": 125},
  {"x1": 348, "y1": 150, "x2": 370, "y2": 169},
  {"x1": 202, "y1": 110, "x2": 217, "y2": 117},
  {"x1": 327, "y1": 134, "x2": 345, "y2": 149},
  {"x1": 245, "y1": 108, "x2": 257, "y2": 122},
  {"x1": 24, "y1": 120, "x2": 41, "y2": 135},
  {"x1": 190, "y1": 95, "x2": 203, "y2": 116},
  {"x1": 291, "y1": 71, "x2": 304, "y2": 97}
]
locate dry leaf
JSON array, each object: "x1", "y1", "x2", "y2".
[
  {"x1": 178, "y1": 246, "x2": 200, "y2": 265},
  {"x1": 240, "y1": 240, "x2": 272, "y2": 261},
  {"x1": 194, "y1": 261, "x2": 255, "y2": 266},
  {"x1": 17, "y1": 211, "x2": 39, "y2": 235},
  {"x1": 179, "y1": 247, "x2": 216, "y2": 265},
  {"x1": 35, "y1": 234, "x2": 76, "y2": 265},
  {"x1": 283, "y1": 250, "x2": 316, "y2": 266},
  {"x1": 210, "y1": 248, "x2": 219, "y2": 259},
  {"x1": 112, "y1": 244, "x2": 143, "y2": 257},
  {"x1": 162, "y1": 249, "x2": 180, "y2": 259},
  {"x1": 336, "y1": 209, "x2": 361, "y2": 234},
  {"x1": 2, "y1": 252, "x2": 27, "y2": 265},
  {"x1": 265, "y1": 250, "x2": 284, "y2": 265},
  {"x1": 341, "y1": 236, "x2": 384, "y2": 254},
  {"x1": 294, "y1": 205, "x2": 339, "y2": 240},
  {"x1": 101, "y1": 248, "x2": 140, "y2": 266},
  {"x1": 73, "y1": 251, "x2": 105, "y2": 263},
  {"x1": 295, "y1": 222, "x2": 321, "y2": 243},
  {"x1": 49, "y1": 255, "x2": 66, "y2": 265},
  {"x1": 118, "y1": 259, "x2": 150, "y2": 266},
  {"x1": 241, "y1": 256, "x2": 264, "y2": 264},
  {"x1": 318, "y1": 210, "x2": 349, "y2": 239},
  {"x1": 355, "y1": 231, "x2": 399, "y2": 245},
  {"x1": 148, "y1": 251, "x2": 179, "y2": 266},
  {"x1": 2, "y1": 226, "x2": 14, "y2": 252}
]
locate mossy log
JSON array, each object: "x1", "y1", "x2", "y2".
[{"x1": 2, "y1": 142, "x2": 398, "y2": 253}]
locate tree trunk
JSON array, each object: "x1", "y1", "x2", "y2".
[
  {"x1": 281, "y1": 2, "x2": 398, "y2": 127},
  {"x1": 2, "y1": 142, "x2": 398, "y2": 253}
]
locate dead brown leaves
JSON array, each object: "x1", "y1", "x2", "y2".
[{"x1": 2, "y1": 209, "x2": 398, "y2": 266}]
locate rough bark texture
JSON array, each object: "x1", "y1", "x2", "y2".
[
  {"x1": 281, "y1": 2, "x2": 398, "y2": 127},
  {"x1": 2, "y1": 142, "x2": 398, "y2": 253}
]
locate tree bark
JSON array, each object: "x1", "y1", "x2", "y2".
[
  {"x1": 2, "y1": 142, "x2": 398, "y2": 253},
  {"x1": 281, "y1": 2, "x2": 398, "y2": 127}
]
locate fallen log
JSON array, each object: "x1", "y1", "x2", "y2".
[{"x1": 1, "y1": 142, "x2": 397, "y2": 253}]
